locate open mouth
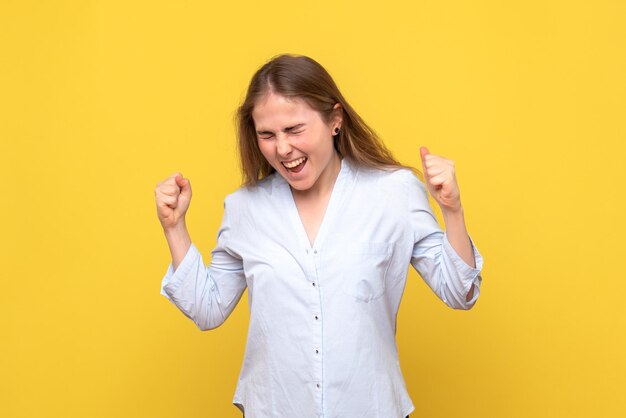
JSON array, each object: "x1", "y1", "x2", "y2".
[{"x1": 282, "y1": 157, "x2": 307, "y2": 173}]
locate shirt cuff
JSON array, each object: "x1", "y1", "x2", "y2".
[
  {"x1": 442, "y1": 232, "x2": 484, "y2": 298},
  {"x1": 160, "y1": 243, "x2": 201, "y2": 300}
]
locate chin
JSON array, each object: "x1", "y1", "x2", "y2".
[
  {"x1": 284, "y1": 175, "x2": 316, "y2": 191},
  {"x1": 287, "y1": 180, "x2": 313, "y2": 191}
]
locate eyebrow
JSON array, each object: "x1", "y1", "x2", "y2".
[{"x1": 256, "y1": 123, "x2": 305, "y2": 135}]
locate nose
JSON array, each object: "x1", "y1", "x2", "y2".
[{"x1": 275, "y1": 134, "x2": 292, "y2": 157}]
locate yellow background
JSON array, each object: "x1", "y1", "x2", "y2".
[{"x1": 1, "y1": 1, "x2": 625, "y2": 417}]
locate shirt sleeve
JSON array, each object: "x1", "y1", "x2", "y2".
[
  {"x1": 404, "y1": 170, "x2": 484, "y2": 310},
  {"x1": 160, "y1": 195, "x2": 247, "y2": 329}
]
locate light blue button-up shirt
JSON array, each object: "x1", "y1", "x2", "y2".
[{"x1": 160, "y1": 157, "x2": 483, "y2": 418}]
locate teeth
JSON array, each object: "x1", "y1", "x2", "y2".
[{"x1": 283, "y1": 157, "x2": 306, "y2": 168}]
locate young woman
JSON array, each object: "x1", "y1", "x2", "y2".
[{"x1": 155, "y1": 54, "x2": 483, "y2": 418}]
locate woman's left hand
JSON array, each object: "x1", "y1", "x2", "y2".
[{"x1": 419, "y1": 146, "x2": 462, "y2": 214}]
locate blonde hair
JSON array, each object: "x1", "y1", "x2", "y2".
[{"x1": 235, "y1": 54, "x2": 412, "y2": 186}]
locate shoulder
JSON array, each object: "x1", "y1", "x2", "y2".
[
  {"x1": 223, "y1": 172, "x2": 278, "y2": 212},
  {"x1": 353, "y1": 164, "x2": 430, "y2": 214},
  {"x1": 354, "y1": 164, "x2": 425, "y2": 192}
]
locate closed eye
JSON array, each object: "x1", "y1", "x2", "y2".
[
  {"x1": 256, "y1": 123, "x2": 305, "y2": 138},
  {"x1": 258, "y1": 130, "x2": 303, "y2": 139}
]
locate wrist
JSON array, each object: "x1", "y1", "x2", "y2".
[
  {"x1": 163, "y1": 221, "x2": 188, "y2": 238},
  {"x1": 441, "y1": 206, "x2": 467, "y2": 233},
  {"x1": 441, "y1": 204, "x2": 464, "y2": 219}
]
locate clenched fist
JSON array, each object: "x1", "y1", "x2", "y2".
[
  {"x1": 419, "y1": 146, "x2": 462, "y2": 213},
  {"x1": 154, "y1": 172, "x2": 192, "y2": 230}
]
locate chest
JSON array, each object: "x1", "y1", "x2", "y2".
[
  {"x1": 236, "y1": 188, "x2": 411, "y2": 305},
  {"x1": 293, "y1": 193, "x2": 331, "y2": 247}
]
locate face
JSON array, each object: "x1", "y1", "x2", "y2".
[{"x1": 252, "y1": 91, "x2": 342, "y2": 194}]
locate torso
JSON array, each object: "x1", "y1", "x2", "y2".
[{"x1": 227, "y1": 161, "x2": 421, "y2": 416}]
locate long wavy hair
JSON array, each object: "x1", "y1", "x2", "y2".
[{"x1": 235, "y1": 54, "x2": 412, "y2": 186}]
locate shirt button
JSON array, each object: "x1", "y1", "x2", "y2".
[
  {"x1": 312, "y1": 282, "x2": 316, "y2": 287},
  {"x1": 314, "y1": 250, "x2": 318, "y2": 254},
  {"x1": 315, "y1": 349, "x2": 319, "y2": 354},
  {"x1": 316, "y1": 383, "x2": 320, "y2": 388},
  {"x1": 314, "y1": 315, "x2": 319, "y2": 320}
]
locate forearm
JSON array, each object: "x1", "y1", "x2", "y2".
[
  {"x1": 441, "y1": 207, "x2": 475, "y2": 268},
  {"x1": 164, "y1": 222, "x2": 192, "y2": 271},
  {"x1": 442, "y1": 207, "x2": 477, "y2": 302}
]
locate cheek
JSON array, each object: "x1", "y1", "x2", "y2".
[
  {"x1": 257, "y1": 141, "x2": 274, "y2": 160},
  {"x1": 257, "y1": 141, "x2": 283, "y2": 172}
]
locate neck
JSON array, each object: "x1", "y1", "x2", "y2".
[{"x1": 292, "y1": 152, "x2": 342, "y2": 201}]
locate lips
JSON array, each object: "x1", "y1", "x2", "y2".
[{"x1": 282, "y1": 157, "x2": 307, "y2": 173}]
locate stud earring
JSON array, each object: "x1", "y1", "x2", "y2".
[{"x1": 334, "y1": 127, "x2": 340, "y2": 135}]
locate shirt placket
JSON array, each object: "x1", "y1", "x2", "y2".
[{"x1": 305, "y1": 246, "x2": 324, "y2": 418}]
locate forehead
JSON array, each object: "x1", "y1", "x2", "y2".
[{"x1": 252, "y1": 92, "x2": 320, "y2": 130}]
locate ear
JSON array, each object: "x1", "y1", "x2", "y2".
[{"x1": 332, "y1": 102, "x2": 343, "y2": 127}]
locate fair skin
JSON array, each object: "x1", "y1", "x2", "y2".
[
  {"x1": 252, "y1": 91, "x2": 343, "y2": 246},
  {"x1": 154, "y1": 92, "x2": 476, "y2": 302},
  {"x1": 155, "y1": 172, "x2": 192, "y2": 271}
]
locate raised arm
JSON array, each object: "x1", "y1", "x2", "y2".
[
  {"x1": 155, "y1": 173, "x2": 247, "y2": 330},
  {"x1": 419, "y1": 146, "x2": 476, "y2": 269},
  {"x1": 408, "y1": 148, "x2": 484, "y2": 310},
  {"x1": 155, "y1": 173, "x2": 193, "y2": 269}
]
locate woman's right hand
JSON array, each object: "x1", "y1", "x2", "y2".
[{"x1": 155, "y1": 172, "x2": 192, "y2": 231}]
